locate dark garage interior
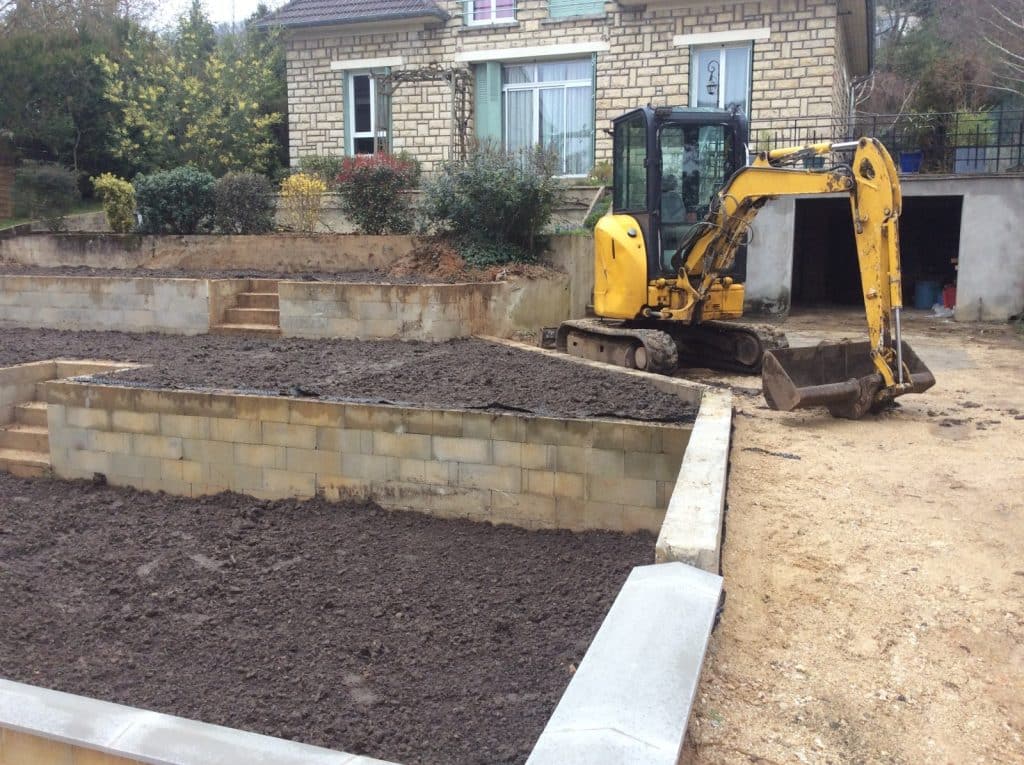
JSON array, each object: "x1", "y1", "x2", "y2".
[{"x1": 791, "y1": 196, "x2": 963, "y2": 308}]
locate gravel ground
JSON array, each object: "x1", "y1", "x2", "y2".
[
  {"x1": 0, "y1": 329, "x2": 696, "y2": 423},
  {"x1": 0, "y1": 474, "x2": 653, "y2": 764}
]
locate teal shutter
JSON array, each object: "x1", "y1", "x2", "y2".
[
  {"x1": 549, "y1": 0, "x2": 604, "y2": 19},
  {"x1": 474, "y1": 61, "x2": 503, "y2": 144}
]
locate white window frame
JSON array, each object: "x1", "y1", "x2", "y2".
[
  {"x1": 502, "y1": 61, "x2": 593, "y2": 177},
  {"x1": 346, "y1": 71, "x2": 387, "y2": 155},
  {"x1": 467, "y1": 0, "x2": 516, "y2": 26},
  {"x1": 689, "y1": 43, "x2": 752, "y2": 114}
]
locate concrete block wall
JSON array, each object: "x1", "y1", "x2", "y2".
[
  {"x1": 285, "y1": 0, "x2": 849, "y2": 170},
  {"x1": 280, "y1": 276, "x2": 572, "y2": 340},
  {"x1": 0, "y1": 233, "x2": 419, "y2": 273},
  {"x1": 0, "y1": 276, "x2": 210, "y2": 335},
  {"x1": 45, "y1": 381, "x2": 691, "y2": 533}
]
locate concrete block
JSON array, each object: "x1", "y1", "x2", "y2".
[
  {"x1": 111, "y1": 410, "x2": 160, "y2": 435},
  {"x1": 587, "y1": 448, "x2": 625, "y2": 478},
  {"x1": 457, "y1": 462, "x2": 521, "y2": 493},
  {"x1": 261, "y1": 421, "x2": 316, "y2": 449},
  {"x1": 525, "y1": 469, "x2": 556, "y2": 496},
  {"x1": 130, "y1": 434, "x2": 183, "y2": 460},
  {"x1": 461, "y1": 413, "x2": 491, "y2": 439},
  {"x1": 490, "y1": 490, "x2": 557, "y2": 528},
  {"x1": 288, "y1": 399, "x2": 344, "y2": 428},
  {"x1": 586, "y1": 475, "x2": 656, "y2": 508},
  {"x1": 492, "y1": 440, "x2": 522, "y2": 467},
  {"x1": 317, "y1": 474, "x2": 373, "y2": 501},
  {"x1": 88, "y1": 430, "x2": 130, "y2": 454},
  {"x1": 110, "y1": 454, "x2": 162, "y2": 481},
  {"x1": 210, "y1": 417, "x2": 262, "y2": 444},
  {"x1": 344, "y1": 405, "x2": 403, "y2": 432},
  {"x1": 208, "y1": 463, "x2": 262, "y2": 492},
  {"x1": 234, "y1": 395, "x2": 290, "y2": 424},
  {"x1": 68, "y1": 449, "x2": 112, "y2": 476},
  {"x1": 554, "y1": 472, "x2": 585, "y2": 500},
  {"x1": 373, "y1": 431, "x2": 432, "y2": 460},
  {"x1": 316, "y1": 427, "x2": 372, "y2": 454},
  {"x1": 431, "y1": 410, "x2": 463, "y2": 437},
  {"x1": 159, "y1": 414, "x2": 211, "y2": 440},
  {"x1": 340, "y1": 453, "x2": 389, "y2": 481},
  {"x1": 432, "y1": 435, "x2": 491, "y2": 464},
  {"x1": 182, "y1": 439, "x2": 235, "y2": 465},
  {"x1": 263, "y1": 469, "x2": 316, "y2": 497},
  {"x1": 234, "y1": 443, "x2": 287, "y2": 469},
  {"x1": 555, "y1": 445, "x2": 587, "y2": 474},
  {"x1": 66, "y1": 407, "x2": 111, "y2": 430},
  {"x1": 526, "y1": 564, "x2": 723, "y2": 765},
  {"x1": 625, "y1": 451, "x2": 684, "y2": 482},
  {"x1": 286, "y1": 447, "x2": 341, "y2": 475}
]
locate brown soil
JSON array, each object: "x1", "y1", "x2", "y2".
[
  {"x1": 0, "y1": 475, "x2": 651, "y2": 764},
  {"x1": 387, "y1": 240, "x2": 555, "y2": 284},
  {"x1": 0, "y1": 329, "x2": 695, "y2": 423},
  {"x1": 681, "y1": 309, "x2": 1024, "y2": 765}
]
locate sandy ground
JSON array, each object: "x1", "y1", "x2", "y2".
[{"x1": 683, "y1": 309, "x2": 1024, "y2": 765}]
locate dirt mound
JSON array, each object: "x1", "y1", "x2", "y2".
[{"x1": 388, "y1": 239, "x2": 555, "y2": 283}]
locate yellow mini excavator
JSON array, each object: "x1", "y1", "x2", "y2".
[{"x1": 556, "y1": 106, "x2": 935, "y2": 419}]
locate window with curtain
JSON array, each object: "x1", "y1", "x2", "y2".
[
  {"x1": 690, "y1": 44, "x2": 751, "y2": 114},
  {"x1": 468, "y1": 0, "x2": 515, "y2": 24},
  {"x1": 347, "y1": 72, "x2": 389, "y2": 154},
  {"x1": 502, "y1": 59, "x2": 593, "y2": 176}
]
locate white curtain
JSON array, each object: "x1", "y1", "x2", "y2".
[
  {"x1": 506, "y1": 90, "x2": 533, "y2": 155},
  {"x1": 564, "y1": 87, "x2": 591, "y2": 175}
]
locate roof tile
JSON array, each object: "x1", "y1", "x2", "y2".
[{"x1": 259, "y1": 0, "x2": 449, "y2": 28}]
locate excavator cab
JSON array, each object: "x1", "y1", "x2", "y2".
[{"x1": 609, "y1": 106, "x2": 748, "y2": 283}]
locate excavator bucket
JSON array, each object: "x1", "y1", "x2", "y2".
[{"x1": 762, "y1": 340, "x2": 935, "y2": 419}]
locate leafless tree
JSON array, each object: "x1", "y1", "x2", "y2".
[{"x1": 985, "y1": 0, "x2": 1024, "y2": 97}]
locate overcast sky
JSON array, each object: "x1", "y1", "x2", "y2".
[{"x1": 153, "y1": 0, "x2": 288, "y2": 29}]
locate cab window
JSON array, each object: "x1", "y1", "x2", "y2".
[{"x1": 613, "y1": 114, "x2": 648, "y2": 211}]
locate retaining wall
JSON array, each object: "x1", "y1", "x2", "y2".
[
  {"x1": 0, "y1": 275, "x2": 210, "y2": 335},
  {"x1": 0, "y1": 233, "x2": 417, "y2": 273},
  {"x1": 45, "y1": 382, "x2": 690, "y2": 533},
  {"x1": 279, "y1": 277, "x2": 571, "y2": 340}
]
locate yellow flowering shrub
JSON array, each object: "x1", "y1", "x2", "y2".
[
  {"x1": 279, "y1": 173, "x2": 326, "y2": 233},
  {"x1": 92, "y1": 173, "x2": 136, "y2": 234}
]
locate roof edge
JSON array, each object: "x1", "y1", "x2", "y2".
[{"x1": 256, "y1": 7, "x2": 450, "y2": 30}]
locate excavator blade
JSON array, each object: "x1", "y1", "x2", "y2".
[{"x1": 762, "y1": 340, "x2": 935, "y2": 419}]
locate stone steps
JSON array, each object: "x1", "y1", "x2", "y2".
[
  {"x1": 210, "y1": 322, "x2": 282, "y2": 337},
  {"x1": 0, "y1": 448, "x2": 49, "y2": 478},
  {"x1": 0, "y1": 401, "x2": 51, "y2": 477},
  {"x1": 0, "y1": 423, "x2": 48, "y2": 453},
  {"x1": 215, "y1": 281, "x2": 282, "y2": 336},
  {"x1": 15, "y1": 401, "x2": 48, "y2": 428},
  {"x1": 223, "y1": 307, "x2": 280, "y2": 325},
  {"x1": 235, "y1": 292, "x2": 279, "y2": 309}
]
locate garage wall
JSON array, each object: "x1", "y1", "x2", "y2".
[{"x1": 745, "y1": 175, "x2": 1024, "y2": 321}]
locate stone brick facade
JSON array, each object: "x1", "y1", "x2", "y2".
[{"x1": 283, "y1": 0, "x2": 864, "y2": 172}]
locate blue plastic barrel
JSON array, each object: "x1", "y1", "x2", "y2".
[{"x1": 914, "y1": 280, "x2": 941, "y2": 310}]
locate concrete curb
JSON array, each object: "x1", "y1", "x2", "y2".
[
  {"x1": 0, "y1": 678, "x2": 396, "y2": 765},
  {"x1": 526, "y1": 562, "x2": 724, "y2": 765},
  {"x1": 655, "y1": 388, "x2": 733, "y2": 573}
]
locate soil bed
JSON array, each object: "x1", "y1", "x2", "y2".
[
  {"x1": 0, "y1": 329, "x2": 695, "y2": 423},
  {"x1": 0, "y1": 474, "x2": 652, "y2": 764}
]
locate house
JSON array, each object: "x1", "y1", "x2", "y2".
[{"x1": 261, "y1": 0, "x2": 875, "y2": 175}]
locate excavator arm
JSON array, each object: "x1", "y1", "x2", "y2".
[{"x1": 669, "y1": 137, "x2": 934, "y2": 417}]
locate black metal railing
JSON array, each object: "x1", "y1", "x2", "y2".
[{"x1": 749, "y1": 110, "x2": 1024, "y2": 174}]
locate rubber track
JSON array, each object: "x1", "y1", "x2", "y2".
[{"x1": 557, "y1": 319, "x2": 679, "y2": 374}]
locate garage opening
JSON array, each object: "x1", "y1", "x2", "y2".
[{"x1": 791, "y1": 196, "x2": 963, "y2": 308}]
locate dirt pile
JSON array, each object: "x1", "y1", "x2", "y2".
[{"x1": 387, "y1": 239, "x2": 556, "y2": 284}]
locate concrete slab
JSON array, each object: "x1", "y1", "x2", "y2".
[
  {"x1": 526, "y1": 562, "x2": 723, "y2": 765},
  {"x1": 0, "y1": 678, "x2": 397, "y2": 765}
]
